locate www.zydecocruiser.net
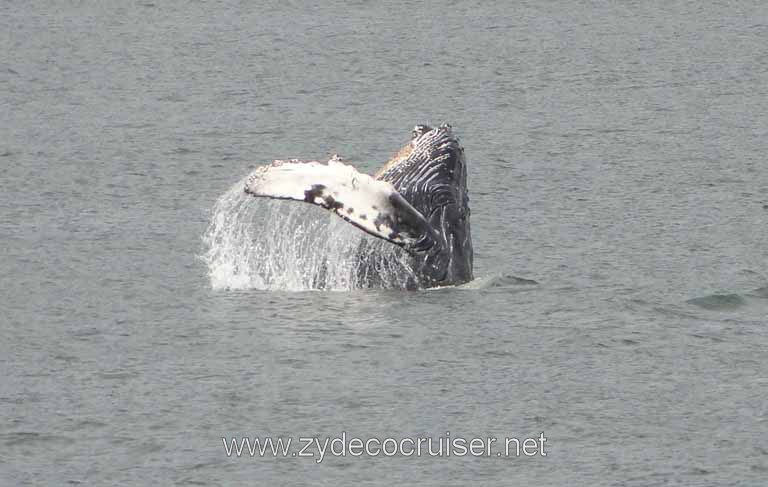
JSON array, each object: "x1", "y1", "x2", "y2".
[{"x1": 223, "y1": 432, "x2": 547, "y2": 463}]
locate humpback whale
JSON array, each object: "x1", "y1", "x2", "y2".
[{"x1": 243, "y1": 123, "x2": 473, "y2": 288}]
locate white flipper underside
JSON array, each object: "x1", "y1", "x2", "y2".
[{"x1": 244, "y1": 157, "x2": 433, "y2": 247}]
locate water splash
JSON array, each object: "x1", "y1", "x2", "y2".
[{"x1": 202, "y1": 177, "x2": 417, "y2": 291}]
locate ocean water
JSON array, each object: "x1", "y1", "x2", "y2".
[{"x1": 2, "y1": 1, "x2": 767, "y2": 485}]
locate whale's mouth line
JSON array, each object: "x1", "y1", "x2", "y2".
[
  {"x1": 375, "y1": 124, "x2": 455, "y2": 179},
  {"x1": 375, "y1": 143, "x2": 415, "y2": 179}
]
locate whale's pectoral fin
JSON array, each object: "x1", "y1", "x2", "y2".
[{"x1": 244, "y1": 158, "x2": 439, "y2": 249}]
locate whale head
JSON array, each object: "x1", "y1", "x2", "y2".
[{"x1": 375, "y1": 124, "x2": 473, "y2": 286}]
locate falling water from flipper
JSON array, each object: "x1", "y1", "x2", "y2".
[{"x1": 202, "y1": 178, "x2": 417, "y2": 291}]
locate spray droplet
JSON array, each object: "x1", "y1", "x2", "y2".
[{"x1": 201, "y1": 177, "x2": 417, "y2": 291}]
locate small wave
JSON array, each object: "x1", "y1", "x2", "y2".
[
  {"x1": 459, "y1": 273, "x2": 538, "y2": 290},
  {"x1": 686, "y1": 293, "x2": 746, "y2": 310},
  {"x1": 747, "y1": 286, "x2": 768, "y2": 298},
  {"x1": 201, "y1": 177, "x2": 417, "y2": 291}
]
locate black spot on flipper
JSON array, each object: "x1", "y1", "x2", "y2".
[
  {"x1": 304, "y1": 184, "x2": 326, "y2": 203},
  {"x1": 360, "y1": 214, "x2": 367, "y2": 220},
  {"x1": 323, "y1": 194, "x2": 344, "y2": 211},
  {"x1": 373, "y1": 214, "x2": 384, "y2": 231}
]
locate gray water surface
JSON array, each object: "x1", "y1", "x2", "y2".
[{"x1": 2, "y1": 1, "x2": 767, "y2": 485}]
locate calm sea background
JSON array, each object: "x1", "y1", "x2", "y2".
[{"x1": 2, "y1": 1, "x2": 767, "y2": 485}]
